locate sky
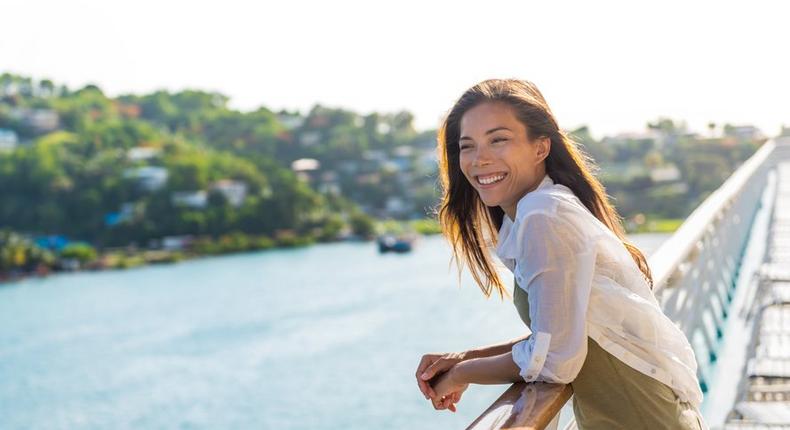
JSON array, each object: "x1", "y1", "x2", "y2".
[{"x1": 2, "y1": 0, "x2": 789, "y2": 140}]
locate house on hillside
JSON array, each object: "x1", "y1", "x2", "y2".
[
  {"x1": 291, "y1": 158, "x2": 320, "y2": 182},
  {"x1": 0, "y1": 128, "x2": 18, "y2": 151},
  {"x1": 210, "y1": 179, "x2": 248, "y2": 207},
  {"x1": 10, "y1": 107, "x2": 60, "y2": 133},
  {"x1": 171, "y1": 190, "x2": 208, "y2": 209},
  {"x1": 127, "y1": 146, "x2": 161, "y2": 162},
  {"x1": 123, "y1": 166, "x2": 169, "y2": 192}
]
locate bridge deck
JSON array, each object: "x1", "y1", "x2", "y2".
[{"x1": 724, "y1": 161, "x2": 790, "y2": 429}]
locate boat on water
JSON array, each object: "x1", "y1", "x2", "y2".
[{"x1": 377, "y1": 233, "x2": 418, "y2": 253}]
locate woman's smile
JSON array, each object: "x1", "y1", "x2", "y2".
[{"x1": 475, "y1": 172, "x2": 509, "y2": 188}]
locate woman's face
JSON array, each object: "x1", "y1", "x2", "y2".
[{"x1": 458, "y1": 101, "x2": 549, "y2": 220}]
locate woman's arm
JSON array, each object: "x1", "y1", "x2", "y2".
[
  {"x1": 418, "y1": 334, "x2": 529, "y2": 393},
  {"x1": 454, "y1": 350, "x2": 523, "y2": 385},
  {"x1": 462, "y1": 334, "x2": 530, "y2": 360},
  {"x1": 507, "y1": 212, "x2": 599, "y2": 384},
  {"x1": 426, "y1": 350, "x2": 523, "y2": 404},
  {"x1": 431, "y1": 212, "x2": 599, "y2": 399}
]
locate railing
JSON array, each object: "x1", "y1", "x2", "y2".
[
  {"x1": 465, "y1": 383, "x2": 572, "y2": 430},
  {"x1": 466, "y1": 137, "x2": 790, "y2": 429},
  {"x1": 649, "y1": 138, "x2": 787, "y2": 393}
]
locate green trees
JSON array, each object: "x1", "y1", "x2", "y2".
[
  {"x1": 0, "y1": 73, "x2": 436, "y2": 251},
  {"x1": 59, "y1": 242, "x2": 97, "y2": 263},
  {"x1": 0, "y1": 230, "x2": 55, "y2": 272},
  {"x1": 0, "y1": 72, "x2": 765, "y2": 254}
]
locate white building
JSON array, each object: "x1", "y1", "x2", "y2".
[
  {"x1": 725, "y1": 125, "x2": 764, "y2": 142},
  {"x1": 299, "y1": 131, "x2": 321, "y2": 147},
  {"x1": 123, "y1": 166, "x2": 169, "y2": 191},
  {"x1": 211, "y1": 179, "x2": 248, "y2": 207},
  {"x1": 127, "y1": 146, "x2": 161, "y2": 161},
  {"x1": 291, "y1": 158, "x2": 320, "y2": 182},
  {"x1": 161, "y1": 235, "x2": 194, "y2": 251},
  {"x1": 277, "y1": 114, "x2": 305, "y2": 130},
  {"x1": 10, "y1": 108, "x2": 60, "y2": 133},
  {"x1": 601, "y1": 129, "x2": 665, "y2": 148},
  {"x1": 650, "y1": 163, "x2": 682, "y2": 183},
  {"x1": 171, "y1": 190, "x2": 208, "y2": 209},
  {"x1": 317, "y1": 171, "x2": 341, "y2": 195},
  {"x1": 385, "y1": 196, "x2": 411, "y2": 216},
  {"x1": 0, "y1": 128, "x2": 18, "y2": 151}
]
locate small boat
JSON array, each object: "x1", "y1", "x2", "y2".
[{"x1": 377, "y1": 233, "x2": 417, "y2": 253}]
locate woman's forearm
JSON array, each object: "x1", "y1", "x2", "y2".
[
  {"x1": 455, "y1": 351, "x2": 523, "y2": 385},
  {"x1": 463, "y1": 334, "x2": 530, "y2": 360}
]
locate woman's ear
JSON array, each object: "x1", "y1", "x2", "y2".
[{"x1": 535, "y1": 136, "x2": 551, "y2": 163}]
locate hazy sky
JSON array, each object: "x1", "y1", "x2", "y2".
[{"x1": 2, "y1": 0, "x2": 788, "y2": 139}]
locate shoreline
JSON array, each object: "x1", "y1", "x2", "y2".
[{"x1": 0, "y1": 225, "x2": 675, "y2": 287}]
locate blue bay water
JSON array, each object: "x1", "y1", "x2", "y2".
[{"x1": 0, "y1": 233, "x2": 670, "y2": 429}]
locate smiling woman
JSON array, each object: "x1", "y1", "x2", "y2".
[
  {"x1": 457, "y1": 102, "x2": 552, "y2": 222},
  {"x1": 414, "y1": 79, "x2": 707, "y2": 429}
]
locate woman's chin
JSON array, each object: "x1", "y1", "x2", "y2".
[{"x1": 478, "y1": 195, "x2": 501, "y2": 207}]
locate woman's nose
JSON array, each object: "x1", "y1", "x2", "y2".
[{"x1": 472, "y1": 145, "x2": 493, "y2": 166}]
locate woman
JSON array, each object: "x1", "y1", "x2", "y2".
[{"x1": 415, "y1": 79, "x2": 707, "y2": 429}]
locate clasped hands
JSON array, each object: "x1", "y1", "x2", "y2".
[{"x1": 415, "y1": 351, "x2": 471, "y2": 412}]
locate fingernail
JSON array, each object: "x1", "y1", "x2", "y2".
[{"x1": 421, "y1": 372, "x2": 428, "y2": 379}]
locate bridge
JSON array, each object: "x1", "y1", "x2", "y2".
[{"x1": 465, "y1": 137, "x2": 790, "y2": 430}]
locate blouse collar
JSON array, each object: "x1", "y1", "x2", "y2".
[{"x1": 495, "y1": 173, "x2": 555, "y2": 260}]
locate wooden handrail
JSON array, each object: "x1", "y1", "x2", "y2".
[{"x1": 465, "y1": 382, "x2": 572, "y2": 430}]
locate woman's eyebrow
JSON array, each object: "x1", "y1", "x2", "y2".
[{"x1": 459, "y1": 127, "x2": 512, "y2": 141}]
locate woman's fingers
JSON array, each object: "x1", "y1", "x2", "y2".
[
  {"x1": 416, "y1": 355, "x2": 434, "y2": 377},
  {"x1": 416, "y1": 355, "x2": 439, "y2": 399},
  {"x1": 418, "y1": 352, "x2": 464, "y2": 402},
  {"x1": 428, "y1": 388, "x2": 463, "y2": 412},
  {"x1": 432, "y1": 395, "x2": 449, "y2": 410},
  {"x1": 421, "y1": 358, "x2": 452, "y2": 387},
  {"x1": 436, "y1": 395, "x2": 456, "y2": 412},
  {"x1": 447, "y1": 395, "x2": 457, "y2": 412},
  {"x1": 423, "y1": 362, "x2": 455, "y2": 399}
]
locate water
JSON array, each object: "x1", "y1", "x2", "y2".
[{"x1": 0, "y1": 233, "x2": 669, "y2": 429}]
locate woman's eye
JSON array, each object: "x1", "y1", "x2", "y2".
[
  {"x1": 459, "y1": 144, "x2": 471, "y2": 150},
  {"x1": 492, "y1": 137, "x2": 508, "y2": 144}
]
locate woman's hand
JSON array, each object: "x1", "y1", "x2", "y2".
[
  {"x1": 427, "y1": 365, "x2": 470, "y2": 412},
  {"x1": 416, "y1": 351, "x2": 467, "y2": 400},
  {"x1": 433, "y1": 388, "x2": 465, "y2": 412}
]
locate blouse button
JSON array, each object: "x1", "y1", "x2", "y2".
[
  {"x1": 527, "y1": 374, "x2": 534, "y2": 379},
  {"x1": 650, "y1": 368, "x2": 657, "y2": 374}
]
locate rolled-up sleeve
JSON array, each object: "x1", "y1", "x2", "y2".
[{"x1": 510, "y1": 212, "x2": 599, "y2": 384}]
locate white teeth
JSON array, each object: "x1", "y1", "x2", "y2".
[{"x1": 477, "y1": 174, "x2": 506, "y2": 185}]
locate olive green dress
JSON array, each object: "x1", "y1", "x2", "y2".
[{"x1": 513, "y1": 281, "x2": 705, "y2": 429}]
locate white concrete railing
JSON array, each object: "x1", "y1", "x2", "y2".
[{"x1": 650, "y1": 137, "x2": 790, "y2": 393}]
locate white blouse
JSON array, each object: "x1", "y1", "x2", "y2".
[{"x1": 496, "y1": 173, "x2": 704, "y2": 408}]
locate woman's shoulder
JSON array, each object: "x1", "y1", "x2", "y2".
[
  {"x1": 519, "y1": 189, "x2": 609, "y2": 251},
  {"x1": 516, "y1": 184, "x2": 590, "y2": 225},
  {"x1": 513, "y1": 186, "x2": 565, "y2": 221},
  {"x1": 498, "y1": 192, "x2": 603, "y2": 262}
]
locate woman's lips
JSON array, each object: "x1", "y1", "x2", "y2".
[{"x1": 475, "y1": 172, "x2": 508, "y2": 188}]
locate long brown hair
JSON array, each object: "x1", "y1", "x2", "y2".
[{"x1": 435, "y1": 79, "x2": 653, "y2": 300}]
